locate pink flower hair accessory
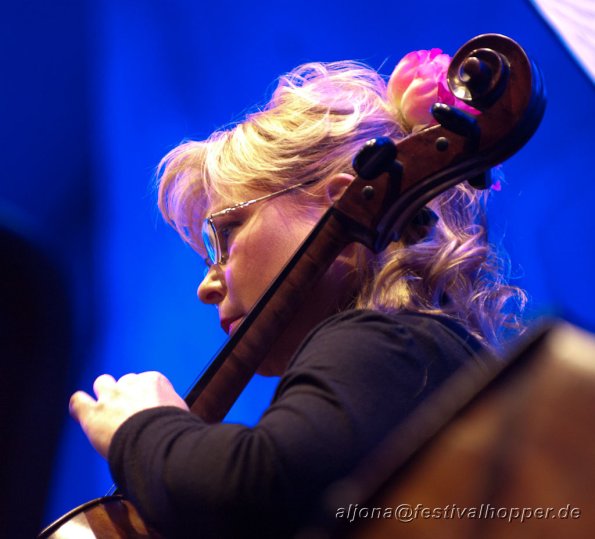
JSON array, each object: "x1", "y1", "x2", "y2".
[{"x1": 387, "y1": 48, "x2": 478, "y2": 133}]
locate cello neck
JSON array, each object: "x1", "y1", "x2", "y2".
[{"x1": 184, "y1": 207, "x2": 355, "y2": 422}]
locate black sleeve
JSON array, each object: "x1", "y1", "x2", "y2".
[{"x1": 108, "y1": 310, "x2": 477, "y2": 538}]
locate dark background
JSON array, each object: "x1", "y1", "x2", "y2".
[{"x1": 1, "y1": 0, "x2": 593, "y2": 530}]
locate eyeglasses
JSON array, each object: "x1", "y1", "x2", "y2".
[{"x1": 201, "y1": 179, "x2": 318, "y2": 266}]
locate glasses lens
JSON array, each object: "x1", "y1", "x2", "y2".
[{"x1": 201, "y1": 219, "x2": 219, "y2": 265}]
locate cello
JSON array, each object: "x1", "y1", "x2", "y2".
[{"x1": 39, "y1": 33, "x2": 545, "y2": 538}]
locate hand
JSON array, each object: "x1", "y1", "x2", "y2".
[{"x1": 70, "y1": 371, "x2": 189, "y2": 458}]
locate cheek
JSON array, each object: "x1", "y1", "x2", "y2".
[
  {"x1": 226, "y1": 203, "x2": 322, "y2": 307},
  {"x1": 238, "y1": 221, "x2": 311, "y2": 294},
  {"x1": 243, "y1": 227, "x2": 294, "y2": 280},
  {"x1": 224, "y1": 231, "x2": 284, "y2": 306},
  {"x1": 262, "y1": 216, "x2": 314, "y2": 268}
]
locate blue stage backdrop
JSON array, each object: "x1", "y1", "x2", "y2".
[{"x1": 2, "y1": 0, "x2": 593, "y2": 529}]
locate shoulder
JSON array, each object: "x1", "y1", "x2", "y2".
[
  {"x1": 277, "y1": 309, "x2": 482, "y2": 405},
  {"x1": 290, "y1": 309, "x2": 481, "y2": 369}
]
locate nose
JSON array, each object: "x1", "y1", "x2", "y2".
[{"x1": 197, "y1": 264, "x2": 226, "y2": 305}]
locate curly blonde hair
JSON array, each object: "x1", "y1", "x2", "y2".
[{"x1": 157, "y1": 61, "x2": 525, "y2": 352}]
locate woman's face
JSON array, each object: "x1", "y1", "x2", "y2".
[{"x1": 197, "y1": 190, "x2": 358, "y2": 375}]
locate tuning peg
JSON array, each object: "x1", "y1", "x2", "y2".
[
  {"x1": 352, "y1": 137, "x2": 398, "y2": 180},
  {"x1": 467, "y1": 170, "x2": 492, "y2": 190},
  {"x1": 431, "y1": 103, "x2": 480, "y2": 142}
]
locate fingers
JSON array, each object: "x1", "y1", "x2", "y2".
[
  {"x1": 69, "y1": 390, "x2": 96, "y2": 423},
  {"x1": 93, "y1": 374, "x2": 116, "y2": 398},
  {"x1": 72, "y1": 372, "x2": 187, "y2": 423},
  {"x1": 70, "y1": 370, "x2": 189, "y2": 459},
  {"x1": 118, "y1": 371, "x2": 171, "y2": 390},
  {"x1": 142, "y1": 371, "x2": 172, "y2": 389},
  {"x1": 70, "y1": 374, "x2": 117, "y2": 423}
]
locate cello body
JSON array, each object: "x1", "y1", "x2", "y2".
[
  {"x1": 39, "y1": 496, "x2": 161, "y2": 538},
  {"x1": 322, "y1": 323, "x2": 595, "y2": 539}
]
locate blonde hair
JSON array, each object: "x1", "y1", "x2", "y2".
[{"x1": 157, "y1": 61, "x2": 525, "y2": 352}]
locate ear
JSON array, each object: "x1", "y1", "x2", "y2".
[{"x1": 324, "y1": 173, "x2": 355, "y2": 203}]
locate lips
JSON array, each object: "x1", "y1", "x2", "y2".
[
  {"x1": 229, "y1": 318, "x2": 244, "y2": 334},
  {"x1": 220, "y1": 316, "x2": 244, "y2": 335}
]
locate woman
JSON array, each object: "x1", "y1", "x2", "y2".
[{"x1": 70, "y1": 50, "x2": 525, "y2": 538}]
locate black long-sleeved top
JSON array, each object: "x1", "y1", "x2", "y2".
[{"x1": 108, "y1": 310, "x2": 482, "y2": 538}]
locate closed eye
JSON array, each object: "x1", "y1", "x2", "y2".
[{"x1": 219, "y1": 220, "x2": 241, "y2": 240}]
